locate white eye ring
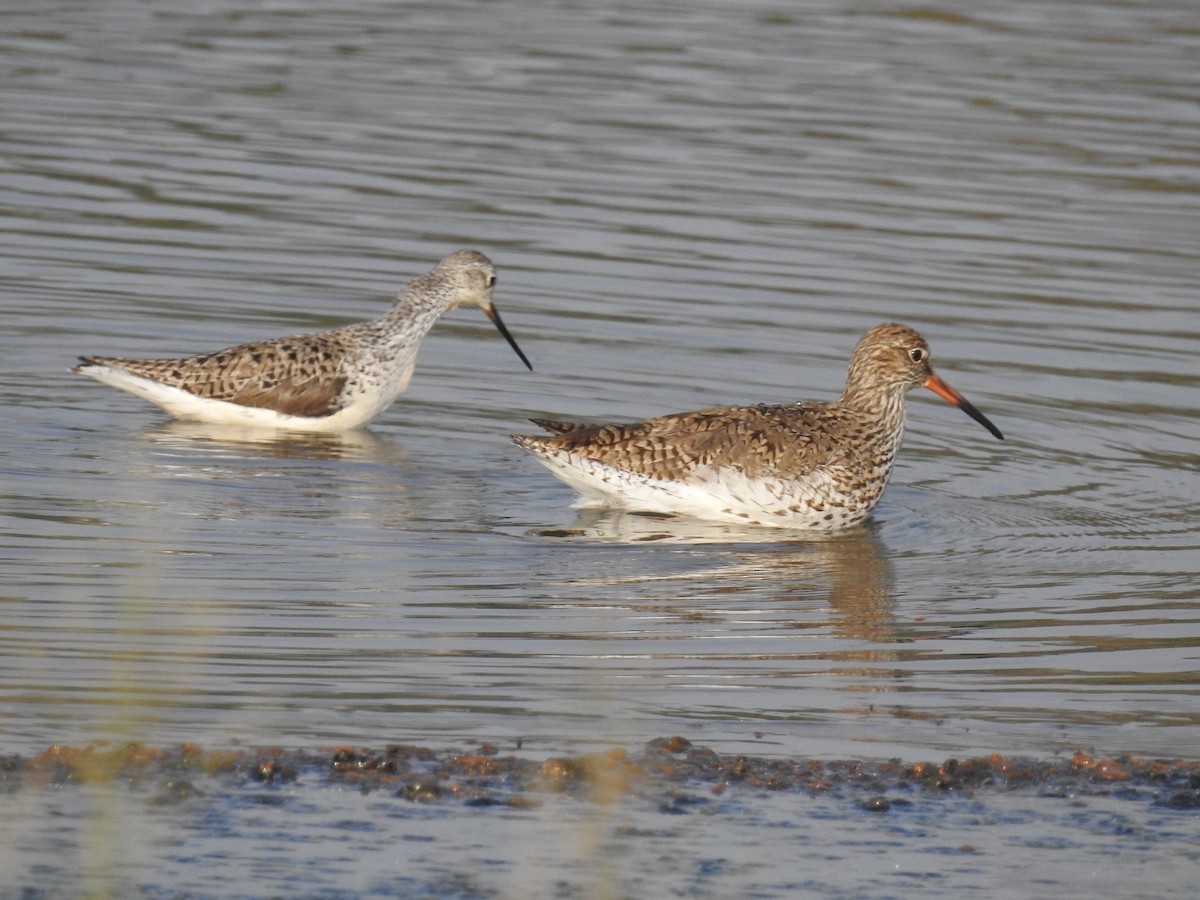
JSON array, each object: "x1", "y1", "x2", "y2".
[{"x1": 909, "y1": 348, "x2": 925, "y2": 363}]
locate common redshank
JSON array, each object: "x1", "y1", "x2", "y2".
[
  {"x1": 73, "y1": 250, "x2": 531, "y2": 432},
  {"x1": 513, "y1": 323, "x2": 1002, "y2": 529}
]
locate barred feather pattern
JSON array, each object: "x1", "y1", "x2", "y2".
[
  {"x1": 74, "y1": 249, "x2": 525, "y2": 431},
  {"x1": 515, "y1": 323, "x2": 1000, "y2": 528}
]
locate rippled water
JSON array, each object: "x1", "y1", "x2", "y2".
[{"x1": 2, "y1": 0, "x2": 1197, "y2": 895}]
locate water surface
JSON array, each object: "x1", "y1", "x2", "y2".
[{"x1": 1, "y1": 0, "x2": 1197, "y2": 895}]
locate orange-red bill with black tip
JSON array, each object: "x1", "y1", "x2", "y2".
[{"x1": 924, "y1": 374, "x2": 1004, "y2": 440}]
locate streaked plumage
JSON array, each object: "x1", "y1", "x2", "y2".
[
  {"x1": 514, "y1": 323, "x2": 1002, "y2": 529},
  {"x1": 74, "y1": 250, "x2": 531, "y2": 432}
]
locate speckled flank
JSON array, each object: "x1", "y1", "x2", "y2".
[
  {"x1": 514, "y1": 323, "x2": 1003, "y2": 529},
  {"x1": 74, "y1": 249, "x2": 531, "y2": 432}
]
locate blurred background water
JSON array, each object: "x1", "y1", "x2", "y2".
[{"x1": 1, "y1": 0, "x2": 1197, "y2": 895}]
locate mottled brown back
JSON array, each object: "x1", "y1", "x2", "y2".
[
  {"x1": 524, "y1": 401, "x2": 893, "y2": 482},
  {"x1": 77, "y1": 330, "x2": 362, "y2": 417}
]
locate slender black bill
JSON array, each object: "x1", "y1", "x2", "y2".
[
  {"x1": 924, "y1": 374, "x2": 1004, "y2": 441},
  {"x1": 485, "y1": 306, "x2": 533, "y2": 371}
]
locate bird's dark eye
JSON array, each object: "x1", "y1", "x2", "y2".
[
  {"x1": 487, "y1": 275, "x2": 497, "y2": 288},
  {"x1": 909, "y1": 347, "x2": 925, "y2": 363}
]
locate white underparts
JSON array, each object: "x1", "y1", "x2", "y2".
[
  {"x1": 75, "y1": 364, "x2": 404, "y2": 432},
  {"x1": 527, "y1": 447, "x2": 876, "y2": 529}
]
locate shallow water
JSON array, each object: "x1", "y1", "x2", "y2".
[
  {"x1": 1, "y1": 0, "x2": 1197, "y2": 895},
  {"x1": 4, "y1": 743, "x2": 1198, "y2": 900}
]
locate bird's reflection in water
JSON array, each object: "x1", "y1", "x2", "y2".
[
  {"x1": 125, "y1": 420, "x2": 420, "y2": 529},
  {"x1": 144, "y1": 419, "x2": 404, "y2": 464},
  {"x1": 531, "y1": 508, "x2": 898, "y2": 683}
]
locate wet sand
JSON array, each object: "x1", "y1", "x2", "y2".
[
  {"x1": 7, "y1": 737, "x2": 1198, "y2": 811},
  {"x1": 4, "y1": 737, "x2": 1197, "y2": 897}
]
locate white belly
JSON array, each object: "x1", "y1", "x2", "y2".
[
  {"x1": 530, "y1": 449, "x2": 878, "y2": 529},
  {"x1": 77, "y1": 364, "x2": 388, "y2": 433}
]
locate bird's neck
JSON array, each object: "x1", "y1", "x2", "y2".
[
  {"x1": 840, "y1": 380, "x2": 909, "y2": 434},
  {"x1": 374, "y1": 286, "x2": 451, "y2": 346}
]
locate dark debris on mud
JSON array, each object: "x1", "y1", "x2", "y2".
[{"x1": 2, "y1": 736, "x2": 1198, "y2": 812}]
